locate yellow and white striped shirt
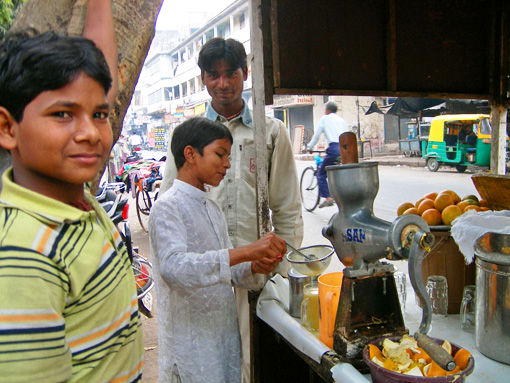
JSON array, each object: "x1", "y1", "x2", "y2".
[{"x1": 0, "y1": 168, "x2": 143, "y2": 382}]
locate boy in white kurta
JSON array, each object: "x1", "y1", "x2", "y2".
[{"x1": 149, "y1": 117, "x2": 286, "y2": 383}]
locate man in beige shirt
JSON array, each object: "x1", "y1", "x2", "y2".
[{"x1": 160, "y1": 37, "x2": 303, "y2": 382}]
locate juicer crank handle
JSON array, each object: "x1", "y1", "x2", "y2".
[
  {"x1": 408, "y1": 230, "x2": 433, "y2": 335},
  {"x1": 415, "y1": 333, "x2": 456, "y2": 372},
  {"x1": 339, "y1": 132, "x2": 358, "y2": 164}
]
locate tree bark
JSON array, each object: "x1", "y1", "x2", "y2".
[{"x1": 1, "y1": 0, "x2": 164, "y2": 183}]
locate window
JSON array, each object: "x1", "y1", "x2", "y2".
[
  {"x1": 134, "y1": 91, "x2": 141, "y2": 106},
  {"x1": 173, "y1": 85, "x2": 180, "y2": 99},
  {"x1": 189, "y1": 79, "x2": 195, "y2": 94},
  {"x1": 479, "y1": 118, "x2": 491, "y2": 136},
  {"x1": 238, "y1": 12, "x2": 245, "y2": 29},
  {"x1": 217, "y1": 21, "x2": 230, "y2": 38},
  {"x1": 164, "y1": 87, "x2": 172, "y2": 101},
  {"x1": 197, "y1": 75, "x2": 204, "y2": 91},
  {"x1": 181, "y1": 82, "x2": 187, "y2": 97},
  {"x1": 205, "y1": 29, "x2": 214, "y2": 42}
]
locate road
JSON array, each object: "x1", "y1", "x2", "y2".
[{"x1": 130, "y1": 159, "x2": 480, "y2": 381}]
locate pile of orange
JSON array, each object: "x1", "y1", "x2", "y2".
[
  {"x1": 368, "y1": 338, "x2": 472, "y2": 377},
  {"x1": 397, "y1": 190, "x2": 490, "y2": 226}
]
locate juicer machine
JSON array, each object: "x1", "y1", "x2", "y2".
[{"x1": 321, "y1": 133, "x2": 455, "y2": 371}]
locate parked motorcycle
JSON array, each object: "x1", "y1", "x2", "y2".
[{"x1": 96, "y1": 182, "x2": 154, "y2": 318}]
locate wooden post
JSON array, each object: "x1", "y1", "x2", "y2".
[
  {"x1": 490, "y1": 104, "x2": 508, "y2": 175},
  {"x1": 249, "y1": 1, "x2": 270, "y2": 382},
  {"x1": 249, "y1": 0, "x2": 271, "y2": 238}
]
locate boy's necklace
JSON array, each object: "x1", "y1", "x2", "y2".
[{"x1": 224, "y1": 110, "x2": 241, "y2": 121}]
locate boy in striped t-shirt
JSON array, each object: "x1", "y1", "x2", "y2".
[{"x1": 0, "y1": 1, "x2": 143, "y2": 382}]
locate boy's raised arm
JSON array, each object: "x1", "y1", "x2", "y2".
[{"x1": 83, "y1": 0, "x2": 118, "y2": 105}]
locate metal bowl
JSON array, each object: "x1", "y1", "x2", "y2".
[{"x1": 286, "y1": 244, "x2": 334, "y2": 276}]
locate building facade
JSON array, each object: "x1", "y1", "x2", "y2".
[{"x1": 124, "y1": 0, "x2": 388, "y2": 155}]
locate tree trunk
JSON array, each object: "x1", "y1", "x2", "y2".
[{"x1": 1, "y1": 0, "x2": 164, "y2": 184}]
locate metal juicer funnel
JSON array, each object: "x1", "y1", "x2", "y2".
[{"x1": 322, "y1": 161, "x2": 429, "y2": 276}]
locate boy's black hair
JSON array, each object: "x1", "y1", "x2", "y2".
[
  {"x1": 171, "y1": 117, "x2": 233, "y2": 170},
  {"x1": 197, "y1": 37, "x2": 247, "y2": 73},
  {"x1": 0, "y1": 30, "x2": 111, "y2": 122}
]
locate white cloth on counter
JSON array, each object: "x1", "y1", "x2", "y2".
[
  {"x1": 149, "y1": 180, "x2": 265, "y2": 383},
  {"x1": 450, "y1": 209, "x2": 510, "y2": 264},
  {"x1": 256, "y1": 275, "x2": 368, "y2": 382}
]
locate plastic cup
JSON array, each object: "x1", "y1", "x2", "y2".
[{"x1": 318, "y1": 272, "x2": 343, "y2": 348}]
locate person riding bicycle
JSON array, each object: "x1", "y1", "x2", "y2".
[{"x1": 306, "y1": 101, "x2": 350, "y2": 208}]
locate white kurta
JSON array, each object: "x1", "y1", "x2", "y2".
[{"x1": 149, "y1": 180, "x2": 264, "y2": 383}]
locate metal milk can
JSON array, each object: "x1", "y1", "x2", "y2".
[{"x1": 474, "y1": 232, "x2": 510, "y2": 365}]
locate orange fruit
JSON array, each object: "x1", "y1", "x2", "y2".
[
  {"x1": 454, "y1": 348, "x2": 472, "y2": 370},
  {"x1": 441, "y1": 190, "x2": 461, "y2": 204},
  {"x1": 410, "y1": 347, "x2": 431, "y2": 364},
  {"x1": 424, "y1": 361, "x2": 447, "y2": 377},
  {"x1": 368, "y1": 344, "x2": 383, "y2": 360},
  {"x1": 462, "y1": 194, "x2": 479, "y2": 203},
  {"x1": 441, "y1": 339, "x2": 452, "y2": 355},
  {"x1": 417, "y1": 199, "x2": 435, "y2": 215},
  {"x1": 383, "y1": 357, "x2": 398, "y2": 371},
  {"x1": 464, "y1": 205, "x2": 481, "y2": 212},
  {"x1": 415, "y1": 197, "x2": 425, "y2": 208},
  {"x1": 441, "y1": 205, "x2": 462, "y2": 225},
  {"x1": 456, "y1": 200, "x2": 473, "y2": 212},
  {"x1": 446, "y1": 366, "x2": 462, "y2": 375},
  {"x1": 397, "y1": 202, "x2": 415, "y2": 216},
  {"x1": 479, "y1": 206, "x2": 490, "y2": 211},
  {"x1": 434, "y1": 193, "x2": 454, "y2": 212},
  {"x1": 422, "y1": 208, "x2": 442, "y2": 225},
  {"x1": 403, "y1": 207, "x2": 419, "y2": 215},
  {"x1": 424, "y1": 192, "x2": 438, "y2": 201}
]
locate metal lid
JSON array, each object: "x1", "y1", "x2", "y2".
[{"x1": 474, "y1": 232, "x2": 510, "y2": 266}]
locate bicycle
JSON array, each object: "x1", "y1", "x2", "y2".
[
  {"x1": 299, "y1": 150, "x2": 340, "y2": 212},
  {"x1": 133, "y1": 173, "x2": 161, "y2": 233}
]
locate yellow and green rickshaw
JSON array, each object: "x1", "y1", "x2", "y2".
[{"x1": 421, "y1": 114, "x2": 504, "y2": 172}]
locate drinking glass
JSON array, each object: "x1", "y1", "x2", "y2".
[
  {"x1": 301, "y1": 281, "x2": 319, "y2": 332},
  {"x1": 460, "y1": 285, "x2": 476, "y2": 331},
  {"x1": 426, "y1": 275, "x2": 448, "y2": 316},
  {"x1": 394, "y1": 272, "x2": 407, "y2": 312}
]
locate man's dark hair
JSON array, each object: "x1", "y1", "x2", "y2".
[
  {"x1": 325, "y1": 101, "x2": 338, "y2": 114},
  {"x1": 171, "y1": 117, "x2": 233, "y2": 169},
  {"x1": 197, "y1": 37, "x2": 247, "y2": 73},
  {"x1": 0, "y1": 30, "x2": 111, "y2": 122}
]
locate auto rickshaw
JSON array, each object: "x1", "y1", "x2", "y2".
[{"x1": 422, "y1": 114, "x2": 499, "y2": 172}]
